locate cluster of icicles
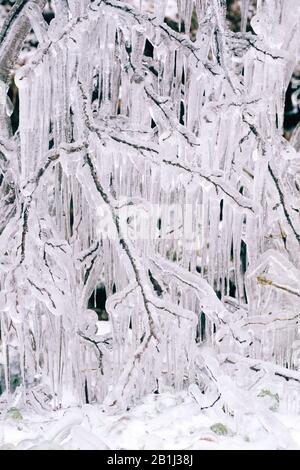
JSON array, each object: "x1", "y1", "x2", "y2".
[{"x1": 0, "y1": 0, "x2": 300, "y2": 411}]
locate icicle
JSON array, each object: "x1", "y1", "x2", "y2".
[
  {"x1": 1, "y1": 0, "x2": 300, "y2": 415},
  {"x1": 25, "y1": 2, "x2": 49, "y2": 44},
  {"x1": 240, "y1": 0, "x2": 250, "y2": 32},
  {"x1": 154, "y1": 0, "x2": 168, "y2": 22}
]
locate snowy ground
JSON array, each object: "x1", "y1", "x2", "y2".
[{"x1": 1, "y1": 389, "x2": 300, "y2": 450}]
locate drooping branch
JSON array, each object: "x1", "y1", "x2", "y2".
[
  {"x1": 1, "y1": 0, "x2": 300, "y2": 416},
  {"x1": 0, "y1": 0, "x2": 45, "y2": 82},
  {"x1": 220, "y1": 353, "x2": 300, "y2": 385}
]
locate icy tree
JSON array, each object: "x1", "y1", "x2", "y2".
[{"x1": 0, "y1": 0, "x2": 300, "y2": 414}]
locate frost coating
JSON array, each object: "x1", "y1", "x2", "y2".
[{"x1": 0, "y1": 0, "x2": 300, "y2": 412}]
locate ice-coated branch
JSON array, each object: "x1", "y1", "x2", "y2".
[
  {"x1": 0, "y1": 0, "x2": 46, "y2": 82},
  {"x1": 79, "y1": 82, "x2": 255, "y2": 213},
  {"x1": 221, "y1": 353, "x2": 300, "y2": 385},
  {"x1": 268, "y1": 163, "x2": 300, "y2": 246},
  {"x1": 1, "y1": 0, "x2": 300, "y2": 413}
]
